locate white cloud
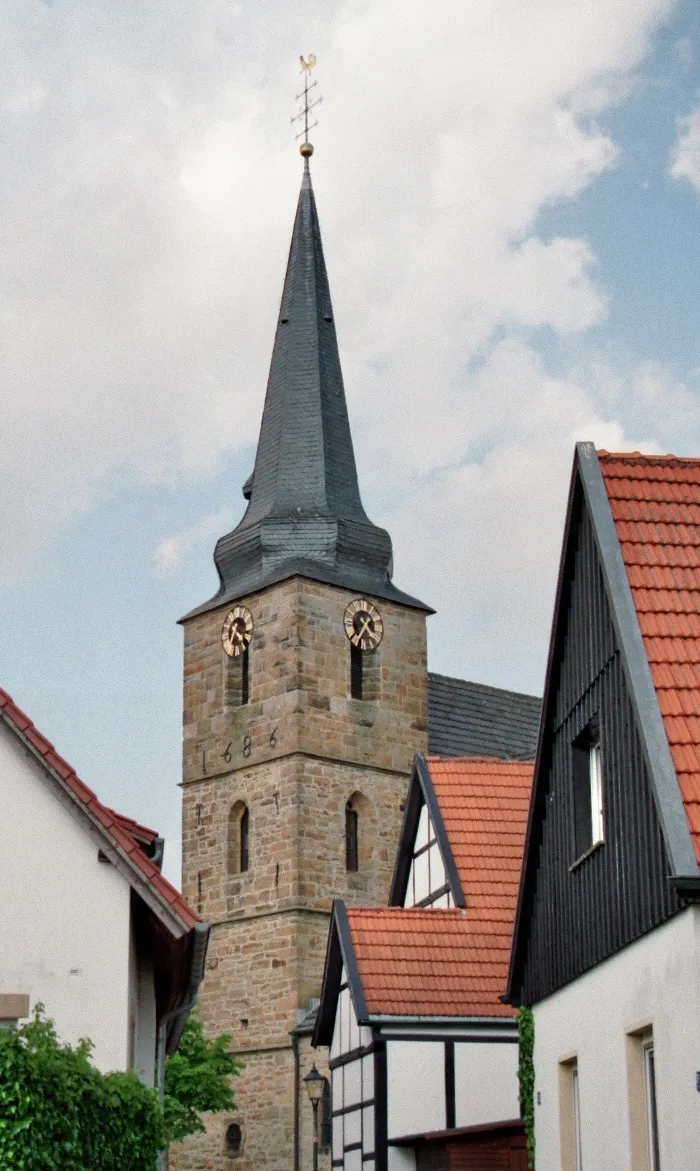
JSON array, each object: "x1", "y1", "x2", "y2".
[
  {"x1": 153, "y1": 508, "x2": 234, "y2": 577},
  {"x1": 0, "y1": 0, "x2": 680, "y2": 596},
  {"x1": 670, "y1": 105, "x2": 700, "y2": 193}
]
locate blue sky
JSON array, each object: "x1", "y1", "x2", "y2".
[{"x1": 1, "y1": 0, "x2": 700, "y2": 883}]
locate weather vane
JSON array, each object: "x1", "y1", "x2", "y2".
[{"x1": 292, "y1": 54, "x2": 322, "y2": 158}]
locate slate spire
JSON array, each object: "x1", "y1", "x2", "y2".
[{"x1": 187, "y1": 160, "x2": 429, "y2": 618}]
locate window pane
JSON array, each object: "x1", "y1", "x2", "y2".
[{"x1": 589, "y1": 742, "x2": 604, "y2": 844}]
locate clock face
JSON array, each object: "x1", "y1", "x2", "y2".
[
  {"x1": 221, "y1": 605, "x2": 254, "y2": 657},
  {"x1": 344, "y1": 598, "x2": 383, "y2": 650}
]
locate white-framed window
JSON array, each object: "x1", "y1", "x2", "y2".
[
  {"x1": 643, "y1": 1040, "x2": 661, "y2": 1171},
  {"x1": 559, "y1": 1056, "x2": 583, "y2": 1171},
  {"x1": 572, "y1": 718, "x2": 604, "y2": 860},
  {"x1": 589, "y1": 741, "x2": 604, "y2": 845}
]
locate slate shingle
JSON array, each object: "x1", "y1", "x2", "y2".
[{"x1": 427, "y1": 672, "x2": 541, "y2": 759}]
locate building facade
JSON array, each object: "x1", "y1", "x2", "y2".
[
  {"x1": 0, "y1": 684, "x2": 205, "y2": 1087},
  {"x1": 175, "y1": 155, "x2": 541, "y2": 1171},
  {"x1": 507, "y1": 445, "x2": 700, "y2": 1171}
]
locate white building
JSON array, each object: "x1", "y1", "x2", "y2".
[
  {"x1": 507, "y1": 445, "x2": 700, "y2": 1171},
  {"x1": 0, "y1": 684, "x2": 207, "y2": 1085},
  {"x1": 314, "y1": 754, "x2": 533, "y2": 1171}
]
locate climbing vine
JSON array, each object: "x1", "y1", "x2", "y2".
[{"x1": 517, "y1": 1006, "x2": 535, "y2": 1169}]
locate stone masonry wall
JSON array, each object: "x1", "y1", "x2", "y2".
[{"x1": 177, "y1": 575, "x2": 428, "y2": 1171}]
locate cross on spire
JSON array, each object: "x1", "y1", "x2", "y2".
[{"x1": 292, "y1": 54, "x2": 322, "y2": 158}]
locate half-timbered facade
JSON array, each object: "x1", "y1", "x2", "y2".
[
  {"x1": 314, "y1": 755, "x2": 533, "y2": 1171},
  {"x1": 507, "y1": 444, "x2": 700, "y2": 1171}
]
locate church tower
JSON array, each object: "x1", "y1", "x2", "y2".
[{"x1": 177, "y1": 149, "x2": 431, "y2": 1171}]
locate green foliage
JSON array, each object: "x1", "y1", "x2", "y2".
[
  {"x1": 0, "y1": 1008, "x2": 162, "y2": 1170},
  {"x1": 517, "y1": 1006, "x2": 535, "y2": 1169},
  {"x1": 163, "y1": 1011, "x2": 242, "y2": 1143}
]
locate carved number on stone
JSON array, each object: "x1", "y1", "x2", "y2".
[
  {"x1": 270, "y1": 727, "x2": 277, "y2": 748},
  {"x1": 243, "y1": 735, "x2": 252, "y2": 758},
  {"x1": 221, "y1": 742, "x2": 232, "y2": 764}
]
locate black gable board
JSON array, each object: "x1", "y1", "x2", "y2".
[{"x1": 508, "y1": 445, "x2": 689, "y2": 1006}]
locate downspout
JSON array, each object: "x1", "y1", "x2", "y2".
[{"x1": 292, "y1": 1030, "x2": 300, "y2": 1171}]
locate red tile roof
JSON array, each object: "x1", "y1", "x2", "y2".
[
  {"x1": 344, "y1": 758, "x2": 533, "y2": 1018},
  {"x1": 0, "y1": 686, "x2": 198, "y2": 931},
  {"x1": 345, "y1": 905, "x2": 514, "y2": 1018},
  {"x1": 599, "y1": 451, "x2": 700, "y2": 865},
  {"x1": 427, "y1": 757, "x2": 534, "y2": 930}
]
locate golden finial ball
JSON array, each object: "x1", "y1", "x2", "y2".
[{"x1": 300, "y1": 142, "x2": 314, "y2": 158}]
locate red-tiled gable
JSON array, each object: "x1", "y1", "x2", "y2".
[
  {"x1": 599, "y1": 451, "x2": 700, "y2": 866},
  {"x1": 0, "y1": 686, "x2": 198, "y2": 931},
  {"x1": 346, "y1": 906, "x2": 513, "y2": 1018},
  {"x1": 427, "y1": 757, "x2": 534, "y2": 929}
]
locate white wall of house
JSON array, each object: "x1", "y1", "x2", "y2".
[
  {"x1": 387, "y1": 1039, "x2": 445, "y2": 1138},
  {"x1": 404, "y1": 804, "x2": 453, "y2": 908},
  {"x1": 454, "y1": 1041, "x2": 519, "y2": 1128},
  {"x1": 331, "y1": 968, "x2": 375, "y2": 1171},
  {"x1": 0, "y1": 721, "x2": 133, "y2": 1073},
  {"x1": 534, "y1": 906, "x2": 700, "y2": 1171}
]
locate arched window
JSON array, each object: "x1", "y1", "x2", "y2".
[
  {"x1": 345, "y1": 801, "x2": 358, "y2": 872},
  {"x1": 229, "y1": 802, "x2": 250, "y2": 876},
  {"x1": 320, "y1": 1078, "x2": 332, "y2": 1151},
  {"x1": 225, "y1": 1122, "x2": 242, "y2": 1156}
]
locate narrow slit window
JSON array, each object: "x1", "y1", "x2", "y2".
[
  {"x1": 241, "y1": 646, "x2": 250, "y2": 706},
  {"x1": 572, "y1": 1065, "x2": 583, "y2": 1171},
  {"x1": 346, "y1": 803, "x2": 359, "y2": 872},
  {"x1": 320, "y1": 1078, "x2": 332, "y2": 1151},
  {"x1": 240, "y1": 807, "x2": 249, "y2": 873},
  {"x1": 350, "y1": 643, "x2": 363, "y2": 699},
  {"x1": 228, "y1": 801, "x2": 250, "y2": 876}
]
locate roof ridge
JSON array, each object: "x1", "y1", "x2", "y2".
[{"x1": 427, "y1": 671, "x2": 541, "y2": 702}]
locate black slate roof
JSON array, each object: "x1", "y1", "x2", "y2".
[
  {"x1": 427, "y1": 672, "x2": 541, "y2": 760},
  {"x1": 185, "y1": 160, "x2": 429, "y2": 620}
]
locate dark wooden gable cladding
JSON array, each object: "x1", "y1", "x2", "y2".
[{"x1": 511, "y1": 471, "x2": 676, "y2": 1006}]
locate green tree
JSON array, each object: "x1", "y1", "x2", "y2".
[
  {"x1": 0, "y1": 1008, "x2": 162, "y2": 1171},
  {"x1": 163, "y1": 1011, "x2": 242, "y2": 1143}
]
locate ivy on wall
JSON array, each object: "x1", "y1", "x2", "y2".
[
  {"x1": 0, "y1": 1009, "x2": 162, "y2": 1170},
  {"x1": 517, "y1": 1006, "x2": 535, "y2": 1169}
]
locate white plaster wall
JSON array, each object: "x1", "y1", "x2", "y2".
[
  {"x1": 388, "y1": 1148, "x2": 416, "y2": 1171},
  {"x1": 454, "y1": 1040, "x2": 519, "y2": 1128},
  {"x1": 534, "y1": 907, "x2": 700, "y2": 1171},
  {"x1": 387, "y1": 1040, "x2": 445, "y2": 1139},
  {"x1": 0, "y1": 721, "x2": 133, "y2": 1072}
]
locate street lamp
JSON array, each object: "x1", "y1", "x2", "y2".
[{"x1": 303, "y1": 1063, "x2": 324, "y2": 1171}]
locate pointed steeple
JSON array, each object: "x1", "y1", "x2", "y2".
[{"x1": 186, "y1": 161, "x2": 429, "y2": 618}]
